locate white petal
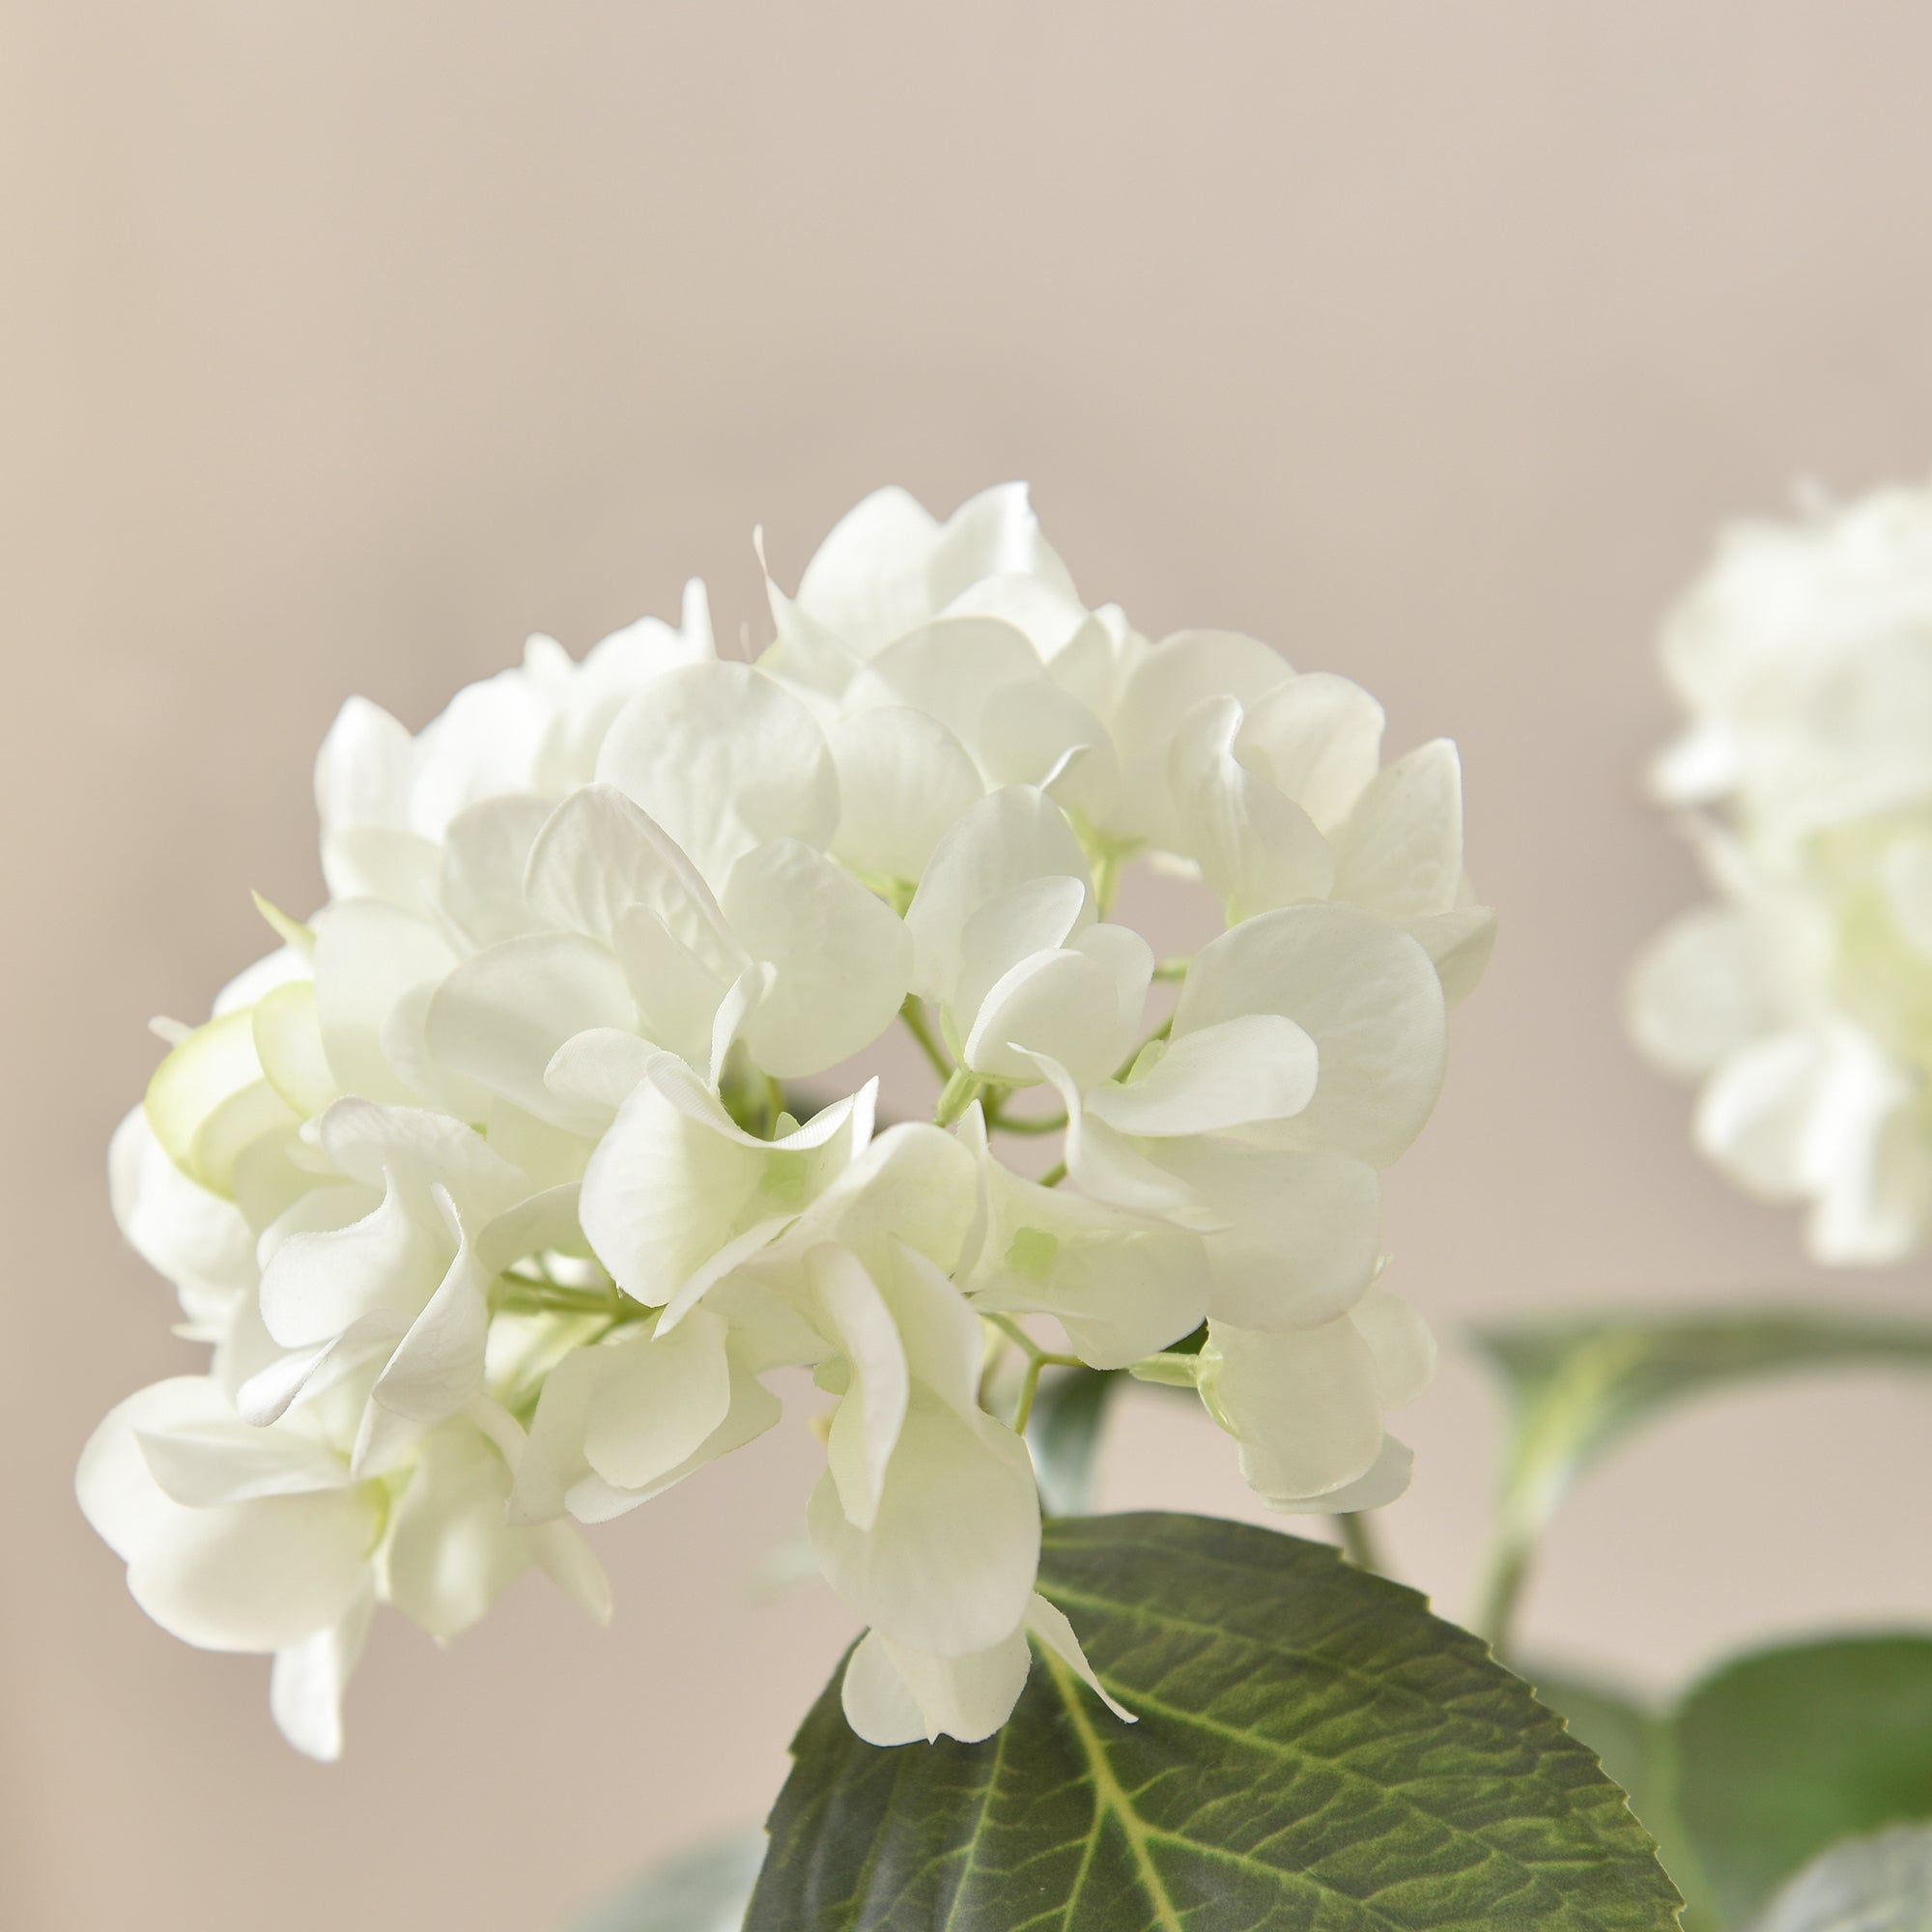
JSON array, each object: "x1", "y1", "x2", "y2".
[
  {"x1": 582, "y1": 1310, "x2": 735, "y2": 1492},
  {"x1": 1112, "y1": 629, "x2": 1294, "y2": 843},
  {"x1": 78, "y1": 1378, "x2": 238, "y2": 1561},
  {"x1": 597, "y1": 662, "x2": 838, "y2": 889},
  {"x1": 978, "y1": 679, "x2": 1120, "y2": 825},
  {"x1": 109, "y1": 1108, "x2": 255, "y2": 1320},
  {"x1": 808, "y1": 1247, "x2": 909, "y2": 1531},
  {"x1": 380, "y1": 1426, "x2": 528, "y2": 1642},
  {"x1": 793, "y1": 485, "x2": 945, "y2": 653},
  {"x1": 841, "y1": 1625, "x2": 1032, "y2": 1747},
  {"x1": 1628, "y1": 904, "x2": 1771, "y2": 1080},
  {"x1": 808, "y1": 1397, "x2": 1039, "y2": 1658},
  {"x1": 1349, "y1": 1284, "x2": 1435, "y2": 1409},
  {"x1": 1025, "y1": 1595, "x2": 1135, "y2": 1724},
  {"x1": 966, "y1": 924, "x2": 1151, "y2": 1089},
  {"x1": 724, "y1": 840, "x2": 914, "y2": 1079},
  {"x1": 1405, "y1": 904, "x2": 1498, "y2": 1008},
  {"x1": 270, "y1": 1585, "x2": 374, "y2": 1762},
  {"x1": 370, "y1": 1202, "x2": 492, "y2": 1425},
  {"x1": 1159, "y1": 1141, "x2": 1383, "y2": 1330},
  {"x1": 437, "y1": 793, "x2": 551, "y2": 947},
  {"x1": 313, "y1": 900, "x2": 459, "y2": 1106},
  {"x1": 1200, "y1": 1317, "x2": 1385, "y2": 1508},
  {"x1": 1330, "y1": 738, "x2": 1466, "y2": 918},
  {"x1": 130, "y1": 1488, "x2": 378, "y2": 1654},
  {"x1": 1269, "y1": 1435, "x2": 1414, "y2": 1516},
  {"x1": 1236, "y1": 671, "x2": 1385, "y2": 832},
  {"x1": 251, "y1": 981, "x2": 339, "y2": 1120},
  {"x1": 544, "y1": 1026, "x2": 663, "y2": 1125},
  {"x1": 524, "y1": 783, "x2": 722, "y2": 949},
  {"x1": 952, "y1": 874, "x2": 1092, "y2": 1030},
  {"x1": 905, "y1": 787, "x2": 1092, "y2": 1001},
  {"x1": 828, "y1": 706, "x2": 986, "y2": 884},
  {"x1": 258, "y1": 1179, "x2": 445, "y2": 1350},
  {"x1": 1172, "y1": 696, "x2": 1335, "y2": 919},
  {"x1": 1090, "y1": 1014, "x2": 1316, "y2": 1138},
  {"x1": 1178, "y1": 905, "x2": 1447, "y2": 1166},
  {"x1": 424, "y1": 932, "x2": 636, "y2": 1124}
]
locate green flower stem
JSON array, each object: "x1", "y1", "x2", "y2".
[
  {"x1": 899, "y1": 996, "x2": 953, "y2": 1081},
  {"x1": 1152, "y1": 955, "x2": 1191, "y2": 983},
  {"x1": 495, "y1": 1271, "x2": 646, "y2": 1321},
  {"x1": 1037, "y1": 1159, "x2": 1068, "y2": 1187},
  {"x1": 981, "y1": 1313, "x2": 1085, "y2": 1434},
  {"x1": 934, "y1": 1067, "x2": 984, "y2": 1125},
  {"x1": 1336, "y1": 1510, "x2": 1387, "y2": 1577},
  {"x1": 1472, "y1": 1529, "x2": 1536, "y2": 1662}
]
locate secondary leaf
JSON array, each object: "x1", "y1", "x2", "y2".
[
  {"x1": 748, "y1": 1512, "x2": 1680, "y2": 1930},
  {"x1": 1673, "y1": 1635, "x2": 1932, "y2": 1929},
  {"x1": 1528, "y1": 1669, "x2": 1669, "y2": 1843},
  {"x1": 1469, "y1": 1311, "x2": 1932, "y2": 1643},
  {"x1": 1747, "y1": 1822, "x2": 1932, "y2": 1932},
  {"x1": 574, "y1": 1827, "x2": 765, "y2": 1931}
]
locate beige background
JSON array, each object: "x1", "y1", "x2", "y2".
[{"x1": 8, "y1": 4, "x2": 1932, "y2": 1926}]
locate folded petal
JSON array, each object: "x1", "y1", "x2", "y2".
[
  {"x1": 270, "y1": 1584, "x2": 375, "y2": 1762},
  {"x1": 1330, "y1": 738, "x2": 1466, "y2": 918},
  {"x1": 724, "y1": 839, "x2": 914, "y2": 1078},
  {"x1": 1089, "y1": 1013, "x2": 1317, "y2": 1138},
  {"x1": 1178, "y1": 905, "x2": 1447, "y2": 1166},
  {"x1": 596, "y1": 662, "x2": 838, "y2": 889},
  {"x1": 1236, "y1": 671, "x2": 1385, "y2": 832},
  {"x1": 841, "y1": 1624, "x2": 1032, "y2": 1747},
  {"x1": 828, "y1": 706, "x2": 985, "y2": 884},
  {"x1": 808, "y1": 1396, "x2": 1039, "y2": 1658}
]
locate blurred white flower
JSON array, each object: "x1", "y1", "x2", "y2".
[
  {"x1": 1633, "y1": 483, "x2": 1932, "y2": 1264},
  {"x1": 85, "y1": 480, "x2": 1489, "y2": 1752}
]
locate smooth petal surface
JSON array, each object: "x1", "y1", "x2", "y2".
[
  {"x1": 1330, "y1": 738, "x2": 1466, "y2": 918},
  {"x1": 597, "y1": 662, "x2": 838, "y2": 889},
  {"x1": 841, "y1": 1625, "x2": 1032, "y2": 1747},
  {"x1": 425, "y1": 932, "x2": 636, "y2": 1124},
  {"x1": 582, "y1": 1311, "x2": 735, "y2": 1492},
  {"x1": 808, "y1": 1397, "x2": 1039, "y2": 1658},
  {"x1": 270, "y1": 1586, "x2": 374, "y2": 1762},
  {"x1": 724, "y1": 838, "x2": 913, "y2": 1078},
  {"x1": 1178, "y1": 904, "x2": 1448, "y2": 1166},
  {"x1": 313, "y1": 899, "x2": 458, "y2": 1106},
  {"x1": 1088, "y1": 1013, "x2": 1318, "y2": 1138},
  {"x1": 1237, "y1": 671, "x2": 1386, "y2": 831},
  {"x1": 1201, "y1": 1317, "x2": 1386, "y2": 1508},
  {"x1": 827, "y1": 706, "x2": 984, "y2": 884}
]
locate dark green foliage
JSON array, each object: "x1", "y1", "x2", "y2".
[{"x1": 748, "y1": 1513, "x2": 1681, "y2": 1930}]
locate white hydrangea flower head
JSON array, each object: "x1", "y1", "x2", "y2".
[
  {"x1": 81, "y1": 483, "x2": 1490, "y2": 1756},
  {"x1": 1632, "y1": 482, "x2": 1932, "y2": 1264}
]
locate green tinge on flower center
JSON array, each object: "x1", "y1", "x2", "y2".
[
  {"x1": 1006, "y1": 1226, "x2": 1060, "y2": 1282},
  {"x1": 759, "y1": 1150, "x2": 810, "y2": 1208}
]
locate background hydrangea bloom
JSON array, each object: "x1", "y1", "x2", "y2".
[{"x1": 1632, "y1": 483, "x2": 1932, "y2": 1264}]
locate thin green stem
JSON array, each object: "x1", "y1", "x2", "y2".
[
  {"x1": 1038, "y1": 1159, "x2": 1068, "y2": 1187},
  {"x1": 899, "y1": 996, "x2": 953, "y2": 1081},
  {"x1": 1011, "y1": 1357, "x2": 1046, "y2": 1434},
  {"x1": 1472, "y1": 1532, "x2": 1535, "y2": 1662},
  {"x1": 496, "y1": 1271, "x2": 645, "y2": 1321},
  {"x1": 935, "y1": 1066, "x2": 984, "y2": 1125},
  {"x1": 1336, "y1": 1510, "x2": 1387, "y2": 1577},
  {"x1": 1152, "y1": 955, "x2": 1191, "y2": 983}
]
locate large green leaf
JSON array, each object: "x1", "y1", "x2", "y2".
[
  {"x1": 574, "y1": 1829, "x2": 765, "y2": 1931},
  {"x1": 1468, "y1": 1311, "x2": 1932, "y2": 1642},
  {"x1": 747, "y1": 1513, "x2": 1680, "y2": 1929},
  {"x1": 1672, "y1": 1636, "x2": 1932, "y2": 1929},
  {"x1": 1746, "y1": 1822, "x2": 1932, "y2": 1932}
]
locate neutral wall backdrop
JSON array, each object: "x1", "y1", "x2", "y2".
[{"x1": 8, "y1": 6, "x2": 1932, "y2": 1927}]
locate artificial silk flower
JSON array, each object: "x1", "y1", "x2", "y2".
[
  {"x1": 1633, "y1": 482, "x2": 1932, "y2": 1264},
  {"x1": 84, "y1": 480, "x2": 1489, "y2": 1754}
]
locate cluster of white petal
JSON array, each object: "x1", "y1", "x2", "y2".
[
  {"x1": 81, "y1": 484, "x2": 1490, "y2": 1757},
  {"x1": 1632, "y1": 483, "x2": 1932, "y2": 1264}
]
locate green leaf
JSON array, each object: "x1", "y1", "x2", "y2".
[
  {"x1": 1527, "y1": 1669, "x2": 1670, "y2": 1843},
  {"x1": 1026, "y1": 1366, "x2": 1117, "y2": 1517},
  {"x1": 747, "y1": 1513, "x2": 1681, "y2": 1930},
  {"x1": 1672, "y1": 1635, "x2": 1932, "y2": 1929},
  {"x1": 574, "y1": 1828, "x2": 765, "y2": 1931},
  {"x1": 1746, "y1": 1822, "x2": 1932, "y2": 1932},
  {"x1": 1468, "y1": 1311, "x2": 1932, "y2": 1645}
]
